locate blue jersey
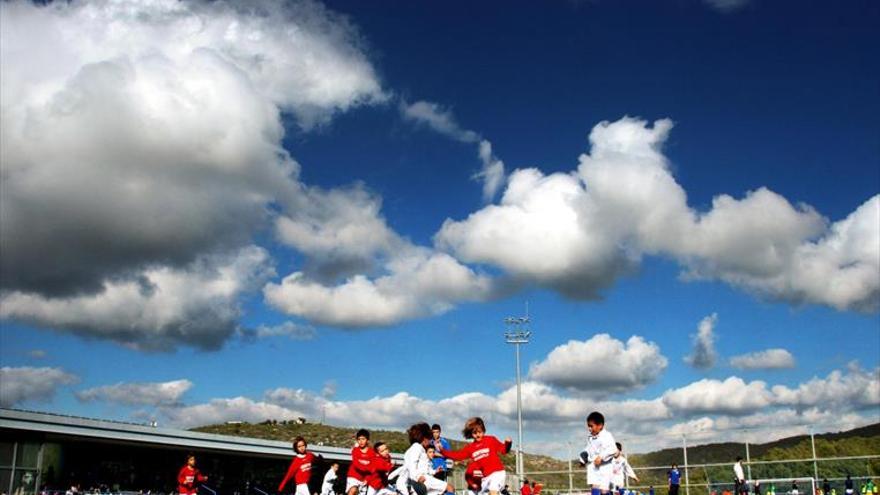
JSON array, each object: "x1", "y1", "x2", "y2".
[
  {"x1": 669, "y1": 469, "x2": 681, "y2": 485},
  {"x1": 432, "y1": 437, "x2": 451, "y2": 470}
]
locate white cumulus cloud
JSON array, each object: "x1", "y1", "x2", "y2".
[
  {"x1": 684, "y1": 313, "x2": 718, "y2": 370},
  {"x1": 0, "y1": 0, "x2": 384, "y2": 347},
  {"x1": 76, "y1": 379, "x2": 193, "y2": 406},
  {"x1": 436, "y1": 116, "x2": 879, "y2": 312},
  {"x1": 0, "y1": 366, "x2": 79, "y2": 408},
  {"x1": 662, "y1": 377, "x2": 774, "y2": 416},
  {"x1": 730, "y1": 349, "x2": 796, "y2": 370},
  {"x1": 1, "y1": 247, "x2": 273, "y2": 351},
  {"x1": 264, "y1": 247, "x2": 494, "y2": 327},
  {"x1": 529, "y1": 334, "x2": 667, "y2": 394}
]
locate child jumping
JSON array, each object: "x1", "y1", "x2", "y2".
[{"x1": 436, "y1": 417, "x2": 512, "y2": 495}]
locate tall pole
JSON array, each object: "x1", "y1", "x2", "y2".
[
  {"x1": 683, "y1": 435, "x2": 690, "y2": 495},
  {"x1": 810, "y1": 428, "x2": 819, "y2": 481},
  {"x1": 745, "y1": 441, "x2": 752, "y2": 481},
  {"x1": 515, "y1": 341, "x2": 524, "y2": 477},
  {"x1": 505, "y1": 314, "x2": 532, "y2": 482},
  {"x1": 568, "y1": 442, "x2": 574, "y2": 495}
]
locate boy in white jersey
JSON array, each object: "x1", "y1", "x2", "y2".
[
  {"x1": 579, "y1": 411, "x2": 617, "y2": 495},
  {"x1": 611, "y1": 443, "x2": 639, "y2": 495}
]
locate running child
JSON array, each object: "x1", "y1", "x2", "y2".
[
  {"x1": 177, "y1": 454, "x2": 208, "y2": 495},
  {"x1": 348, "y1": 429, "x2": 375, "y2": 495},
  {"x1": 436, "y1": 417, "x2": 512, "y2": 495},
  {"x1": 579, "y1": 411, "x2": 617, "y2": 495},
  {"x1": 404, "y1": 422, "x2": 454, "y2": 495},
  {"x1": 611, "y1": 443, "x2": 638, "y2": 495},
  {"x1": 279, "y1": 436, "x2": 321, "y2": 495}
]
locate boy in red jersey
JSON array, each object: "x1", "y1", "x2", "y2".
[
  {"x1": 279, "y1": 437, "x2": 321, "y2": 495},
  {"x1": 347, "y1": 429, "x2": 375, "y2": 495},
  {"x1": 436, "y1": 417, "x2": 512, "y2": 495},
  {"x1": 177, "y1": 455, "x2": 207, "y2": 495},
  {"x1": 366, "y1": 442, "x2": 396, "y2": 495}
]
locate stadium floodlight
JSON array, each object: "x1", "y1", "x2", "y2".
[{"x1": 504, "y1": 313, "x2": 531, "y2": 480}]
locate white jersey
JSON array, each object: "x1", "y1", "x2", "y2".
[
  {"x1": 583, "y1": 429, "x2": 616, "y2": 488},
  {"x1": 611, "y1": 455, "x2": 637, "y2": 488},
  {"x1": 321, "y1": 469, "x2": 338, "y2": 495},
  {"x1": 733, "y1": 463, "x2": 745, "y2": 482}
]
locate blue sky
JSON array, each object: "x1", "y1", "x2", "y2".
[{"x1": 0, "y1": 0, "x2": 878, "y2": 457}]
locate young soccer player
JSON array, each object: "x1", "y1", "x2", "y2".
[
  {"x1": 367, "y1": 441, "x2": 396, "y2": 495},
  {"x1": 347, "y1": 429, "x2": 375, "y2": 495},
  {"x1": 436, "y1": 417, "x2": 512, "y2": 495},
  {"x1": 404, "y1": 423, "x2": 454, "y2": 495},
  {"x1": 322, "y1": 463, "x2": 340, "y2": 495},
  {"x1": 426, "y1": 446, "x2": 446, "y2": 479},
  {"x1": 177, "y1": 455, "x2": 208, "y2": 495},
  {"x1": 579, "y1": 412, "x2": 617, "y2": 495},
  {"x1": 431, "y1": 425, "x2": 451, "y2": 482},
  {"x1": 611, "y1": 443, "x2": 639, "y2": 495},
  {"x1": 279, "y1": 437, "x2": 320, "y2": 495}
]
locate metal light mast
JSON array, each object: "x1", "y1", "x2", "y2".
[{"x1": 504, "y1": 313, "x2": 531, "y2": 480}]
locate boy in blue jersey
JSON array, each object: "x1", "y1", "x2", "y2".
[
  {"x1": 431, "y1": 424, "x2": 451, "y2": 481},
  {"x1": 668, "y1": 465, "x2": 681, "y2": 495}
]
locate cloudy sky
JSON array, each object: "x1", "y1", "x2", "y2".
[{"x1": 1, "y1": 0, "x2": 878, "y2": 457}]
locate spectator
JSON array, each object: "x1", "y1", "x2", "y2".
[
  {"x1": 668, "y1": 465, "x2": 681, "y2": 495},
  {"x1": 431, "y1": 425, "x2": 452, "y2": 481},
  {"x1": 521, "y1": 479, "x2": 532, "y2": 495},
  {"x1": 733, "y1": 458, "x2": 745, "y2": 495}
]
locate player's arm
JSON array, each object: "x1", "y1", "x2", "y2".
[
  {"x1": 438, "y1": 442, "x2": 472, "y2": 461},
  {"x1": 278, "y1": 458, "x2": 299, "y2": 492}
]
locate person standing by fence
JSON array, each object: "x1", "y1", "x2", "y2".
[
  {"x1": 733, "y1": 458, "x2": 745, "y2": 495},
  {"x1": 668, "y1": 465, "x2": 681, "y2": 495}
]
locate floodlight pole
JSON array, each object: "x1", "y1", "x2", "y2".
[{"x1": 505, "y1": 314, "x2": 531, "y2": 481}]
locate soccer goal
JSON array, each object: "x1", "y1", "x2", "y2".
[{"x1": 751, "y1": 477, "x2": 817, "y2": 495}]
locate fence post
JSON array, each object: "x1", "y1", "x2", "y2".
[
  {"x1": 568, "y1": 441, "x2": 574, "y2": 494},
  {"x1": 810, "y1": 427, "x2": 819, "y2": 481},
  {"x1": 746, "y1": 441, "x2": 752, "y2": 481},
  {"x1": 683, "y1": 435, "x2": 690, "y2": 495}
]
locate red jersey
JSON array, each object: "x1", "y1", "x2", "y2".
[
  {"x1": 366, "y1": 454, "x2": 394, "y2": 489},
  {"x1": 177, "y1": 465, "x2": 207, "y2": 495},
  {"x1": 440, "y1": 435, "x2": 511, "y2": 476},
  {"x1": 465, "y1": 464, "x2": 484, "y2": 491},
  {"x1": 522, "y1": 485, "x2": 532, "y2": 495},
  {"x1": 279, "y1": 452, "x2": 317, "y2": 491},
  {"x1": 349, "y1": 446, "x2": 375, "y2": 481}
]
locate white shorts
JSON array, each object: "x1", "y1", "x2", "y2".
[
  {"x1": 480, "y1": 471, "x2": 506, "y2": 494},
  {"x1": 347, "y1": 478, "x2": 366, "y2": 493},
  {"x1": 423, "y1": 475, "x2": 448, "y2": 495},
  {"x1": 587, "y1": 463, "x2": 612, "y2": 489},
  {"x1": 367, "y1": 487, "x2": 398, "y2": 495},
  {"x1": 296, "y1": 484, "x2": 310, "y2": 495}
]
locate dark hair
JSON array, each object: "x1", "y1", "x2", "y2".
[
  {"x1": 407, "y1": 423, "x2": 431, "y2": 444},
  {"x1": 616, "y1": 442, "x2": 622, "y2": 451},
  {"x1": 586, "y1": 411, "x2": 605, "y2": 425},
  {"x1": 463, "y1": 417, "x2": 486, "y2": 439},
  {"x1": 293, "y1": 436, "x2": 307, "y2": 450},
  {"x1": 431, "y1": 424, "x2": 442, "y2": 431},
  {"x1": 426, "y1": 445, "x2": 435, "y2": 453},
  {"x1": 356, "y1": 429, "x2": 370, "y2": 440},
  {"x1": 374, "y1": 441, "x2": 386, "y2": 452},
  {"x1": 736, "y1": 457, "x2": 742, "y2": 462}
]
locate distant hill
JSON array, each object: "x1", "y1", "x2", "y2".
[{"x1": 193, "y1": 421, "x2": 880, "y2": 491}]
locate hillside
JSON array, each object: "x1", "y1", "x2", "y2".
[{"x1": 193, "y1": 421, "x2": 880, "y2": 491}]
